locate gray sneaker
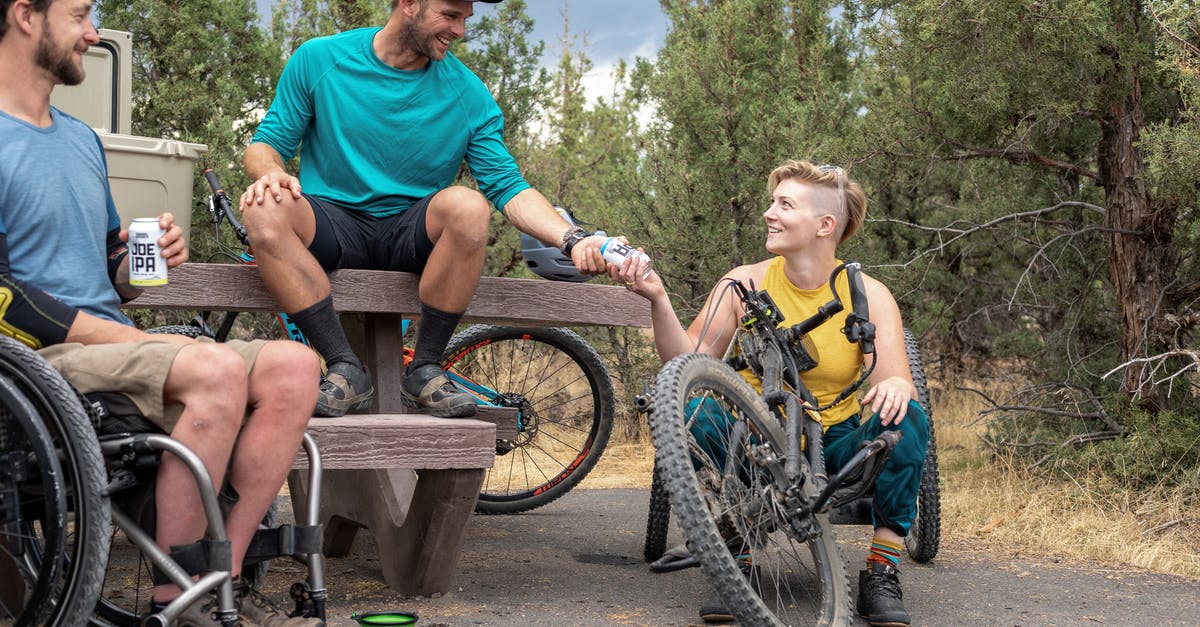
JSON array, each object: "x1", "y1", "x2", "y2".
[
  {"x1": 314, "y1": 361, "x2": 373, "y2": 417},
  {"x1": 399, "y1": 363, "x2": 477, "y2": 418}
]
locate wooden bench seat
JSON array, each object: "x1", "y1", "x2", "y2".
[{"x1": 125, "y1": 263, "x2": 650, "y2": 596}]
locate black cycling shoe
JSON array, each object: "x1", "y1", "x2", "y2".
[
  {"x1": 400, "y1": 363, "x2": 477, "y2": 418},
  {"x1": 698, "y1": 591, "x2": 734, "y2": 623},
  {"x1": 314, "y1": 361, "x2": 374, "y2": 418},
  {"x1": 857, "y1": 562, "x2": 910, "y2": 626}
]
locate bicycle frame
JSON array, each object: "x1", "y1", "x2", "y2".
[{"x1": 726, "y1": 262, "x2": 897, "y2": 528}]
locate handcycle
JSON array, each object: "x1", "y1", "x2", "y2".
[
  {"x1": 0, "y1": 333, "x2": 328, "y2": 627},
  {"x1": 168, "y1": 171, "x2": 616, "y2": 515},
  {"x1": 641, "y1": 262, "x2": 935, "y2": 626},
  {"x1": 643, "y1": 329, "x2": 941, "y2": 565}
]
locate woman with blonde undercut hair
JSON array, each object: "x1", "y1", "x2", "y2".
[{"x1": 613, "y1": 160, "x2": 928, "y2": 626}]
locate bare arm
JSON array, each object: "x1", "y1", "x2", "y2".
[
  {"x1": 614, "y1": 259, "x2": 763, "y2": 363},
  {"x1": 858, "y1": 274, "x2": 915, "y2": 425},
  {"x1": 502, "y1": 188, "x2": 610, "y2": 275}
]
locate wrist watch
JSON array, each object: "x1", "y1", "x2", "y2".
[{"x1": 560, "y1": 227, "x2": 591, "y2": 255}]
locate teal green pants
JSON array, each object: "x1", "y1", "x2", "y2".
[
  {"x1": 685, "y1": 398, "x2": 929, "y2": 535},
  {"x1": 823, "y1": 400, "x2": 929, "y2": 535}
]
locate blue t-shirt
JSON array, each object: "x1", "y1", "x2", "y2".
[
  {"x1": 251, "y1": 27, "x2": 530, "y2": 217},
  {"x1": 0, "y1": 107, "x2": 132, "y2": 326}
]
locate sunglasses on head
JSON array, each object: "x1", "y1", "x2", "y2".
[{"x1": 817, "y1": 164, "x2": 845, "y2": 218}]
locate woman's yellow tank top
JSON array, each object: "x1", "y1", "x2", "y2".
[{"x1": 738, "y1": 257, "x2": 864, "y2": 429}]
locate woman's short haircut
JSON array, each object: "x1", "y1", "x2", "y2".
[{"x1": 767, "y1": 160, "x2": 867, "y2": 243}]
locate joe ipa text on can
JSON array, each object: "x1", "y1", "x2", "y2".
[{"x1": 128, "y1": 218, "x2": 168, "y2": 286}]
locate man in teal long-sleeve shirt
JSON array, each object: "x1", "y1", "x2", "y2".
[{"x1": 240, "y1": 0, "x2": 616, "y2": 417}]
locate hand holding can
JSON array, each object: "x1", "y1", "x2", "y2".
[
  {"x1": 599, "y1": 237, "x2": 652, "y2": 279},
  {"x1": 128, "y1": 218, "x2": 168, "y2": 286}
]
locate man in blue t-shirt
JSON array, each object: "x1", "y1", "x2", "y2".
[
  {"x1": 240, "y1": 0, "x2": 620, "y2": 418},
  {"x1": 0, "y1": 1, "x2": 321, "y2": 624}
]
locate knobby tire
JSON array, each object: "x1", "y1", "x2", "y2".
[
  {"x1": 443, "y1": 326, "x2": 615, "y2": 514},
  {"x1": 648, "y1": 353, "x2": 853, "y2": 626},
  {"x1": 642, "y1": 461, "x2": 671, "y2": 562},
  {"x1": 903, "y1": 329, "x2": 940, "y2": 562}
]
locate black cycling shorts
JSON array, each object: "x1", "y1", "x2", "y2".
[{"x1": 305, "y1": 192, "x2": 436, "y2": 272}]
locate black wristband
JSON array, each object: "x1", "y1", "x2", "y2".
[{"x1": 560, "y1": 227, "x2": 590, "y2": 256}]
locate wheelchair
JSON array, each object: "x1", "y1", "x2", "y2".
[{"x1": 0, "y1": 335, "x2": 327, "y2": 626}]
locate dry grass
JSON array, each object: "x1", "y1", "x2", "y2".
[
  {"x1": 931, "y1": 379, "x2": 1200, "y2": 579},
  {"x1": 579, "y1": 428, "x2": 656, "y2": 489},
  {"x1": 581, "y1": 377, "x2": 1200, "y2": 580}
]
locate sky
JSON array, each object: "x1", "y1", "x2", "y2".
[
  {"x1": 481, "y1": 0, "x2": 668, "y2": 68},
  {"x1": 246, "y1": 0, "x2": 670, "y2": 103},
  {"x1": 476, "y1": 0, "x2": 669, "y2": 107}
]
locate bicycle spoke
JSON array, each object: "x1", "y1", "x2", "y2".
[{"x1": 445, "y1": 327, "x2": 614, "y2": 512}]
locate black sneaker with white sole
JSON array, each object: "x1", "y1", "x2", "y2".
[
  {"x1": 857, "y1": 562, "x2": 910, "y2": 626},
  {"x1": 400, "y1": 363, "x2": 477, "y2": 418}
]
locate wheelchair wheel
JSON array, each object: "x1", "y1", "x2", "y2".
[
  {"x1": 642, "y1": 461, "x2": 671, "y2": 562},
  {"x1": 442, "y1": 326, "x2": 615, "y2": 514},
  {"x1": 649, "y1": 353, "x2": 853, "y2": 626},
  {"x1": 903, "y1": 329, "x2": 941, "y2": 562},
  {"x1": 0, "y1": 336, "x2": 111, "y2": 627}
]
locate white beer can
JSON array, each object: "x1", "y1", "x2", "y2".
[{"x1": 128, "y1": 218, "x2": 168, "y2": 286}]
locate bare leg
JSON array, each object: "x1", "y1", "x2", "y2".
[
  {"x1": 419, "y1": 186, "x2": 490, "y2": 312},
  {"x1": 241, "y1": 193, "x2": 327, "y2": 312},
  {"x1": 221, "y1": 341, "x2": 320, "y2": 572},
  {"x1": 152, "y1": 343, "x2": 250, "y2": 601}
]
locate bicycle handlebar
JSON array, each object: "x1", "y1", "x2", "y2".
[
  {"x1": 731, "y1": 262, "x2": 878, "y2": 412},
  {"x1": 202, "y1": 168, "x2": 250, "y2": 247}
]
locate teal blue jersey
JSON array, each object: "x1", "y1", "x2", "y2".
[{"x1": 251, "y1": 27, "x2": 530, "y2": 217}]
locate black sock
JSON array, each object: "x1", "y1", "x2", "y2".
[
  {"x1": 408, "y1": 303, "x2": 464, "y2": 372},
  {"x1": 289, "y1": 295, "x2": 360, "y2": 368}
]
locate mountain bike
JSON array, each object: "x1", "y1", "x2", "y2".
[
  {"x1": 646, "y1": 262, "x2": 912, "y2": 626},
  {"x1": 182, "y1": 171, "x2": 615, "y2": 515}
]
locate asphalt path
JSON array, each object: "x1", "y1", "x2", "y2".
[{"x1": 265, "y1": 488, "x2": 1200, "y2": 627}]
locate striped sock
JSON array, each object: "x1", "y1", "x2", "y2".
[{"x1": 868, "y1": 536, "x2": 902, "y2": 569}]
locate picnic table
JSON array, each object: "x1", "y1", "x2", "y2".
[{"x1": 125, "y1": 263, "x2": 651, "y2": 595}]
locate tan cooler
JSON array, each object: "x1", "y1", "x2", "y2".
[
  {"x1": 97, "y1": 133, "x2": 207, "y2": 243},
  {"x1": 50, "y1": 29, "x2": 208, "y2": 244}
]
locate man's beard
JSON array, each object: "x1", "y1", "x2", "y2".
[
  {"x1": 399, "y1": 9, "x2": 444, "y2": 62},
  {"x1": 36, "y1": 25, "x2": 85, "y2": 86}
]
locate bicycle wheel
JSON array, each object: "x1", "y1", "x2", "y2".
[
  {"x1": 145, "y1": 324, "x2": 209, "y2": 339},
  {"x1": 0, "y1": 375, "x2": 68, "y2": 626},
  {"x1": 0, "y1": 336, "x2": 111, "y2": 627},
  {"x1": 442, "y1": 326, "x2": 615, "y2": 514},
  {"x1": 903, "y1": 329, "x2": 940, "y2": 562},
  {"x1": 642, "y1": 460, "x2": 671, "y2": 562},
  {"x1": 649, "y1": 353, "x2": 853, "y2": 626}
]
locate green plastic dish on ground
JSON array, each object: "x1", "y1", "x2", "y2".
[{"x1": 350, "y1": 610, "x2": 418, "y2": 626}]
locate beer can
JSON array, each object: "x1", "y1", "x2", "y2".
[
  {"x1": 127, "y1": 218, "x2": 168, "y2": 286},
  {"x1": 600, "y1": 237, "x2": 652, "y2": 278}
]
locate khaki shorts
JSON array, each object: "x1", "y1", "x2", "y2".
[{"x1": 39, "y1": 338, "x2": 267, "y2": 432}]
